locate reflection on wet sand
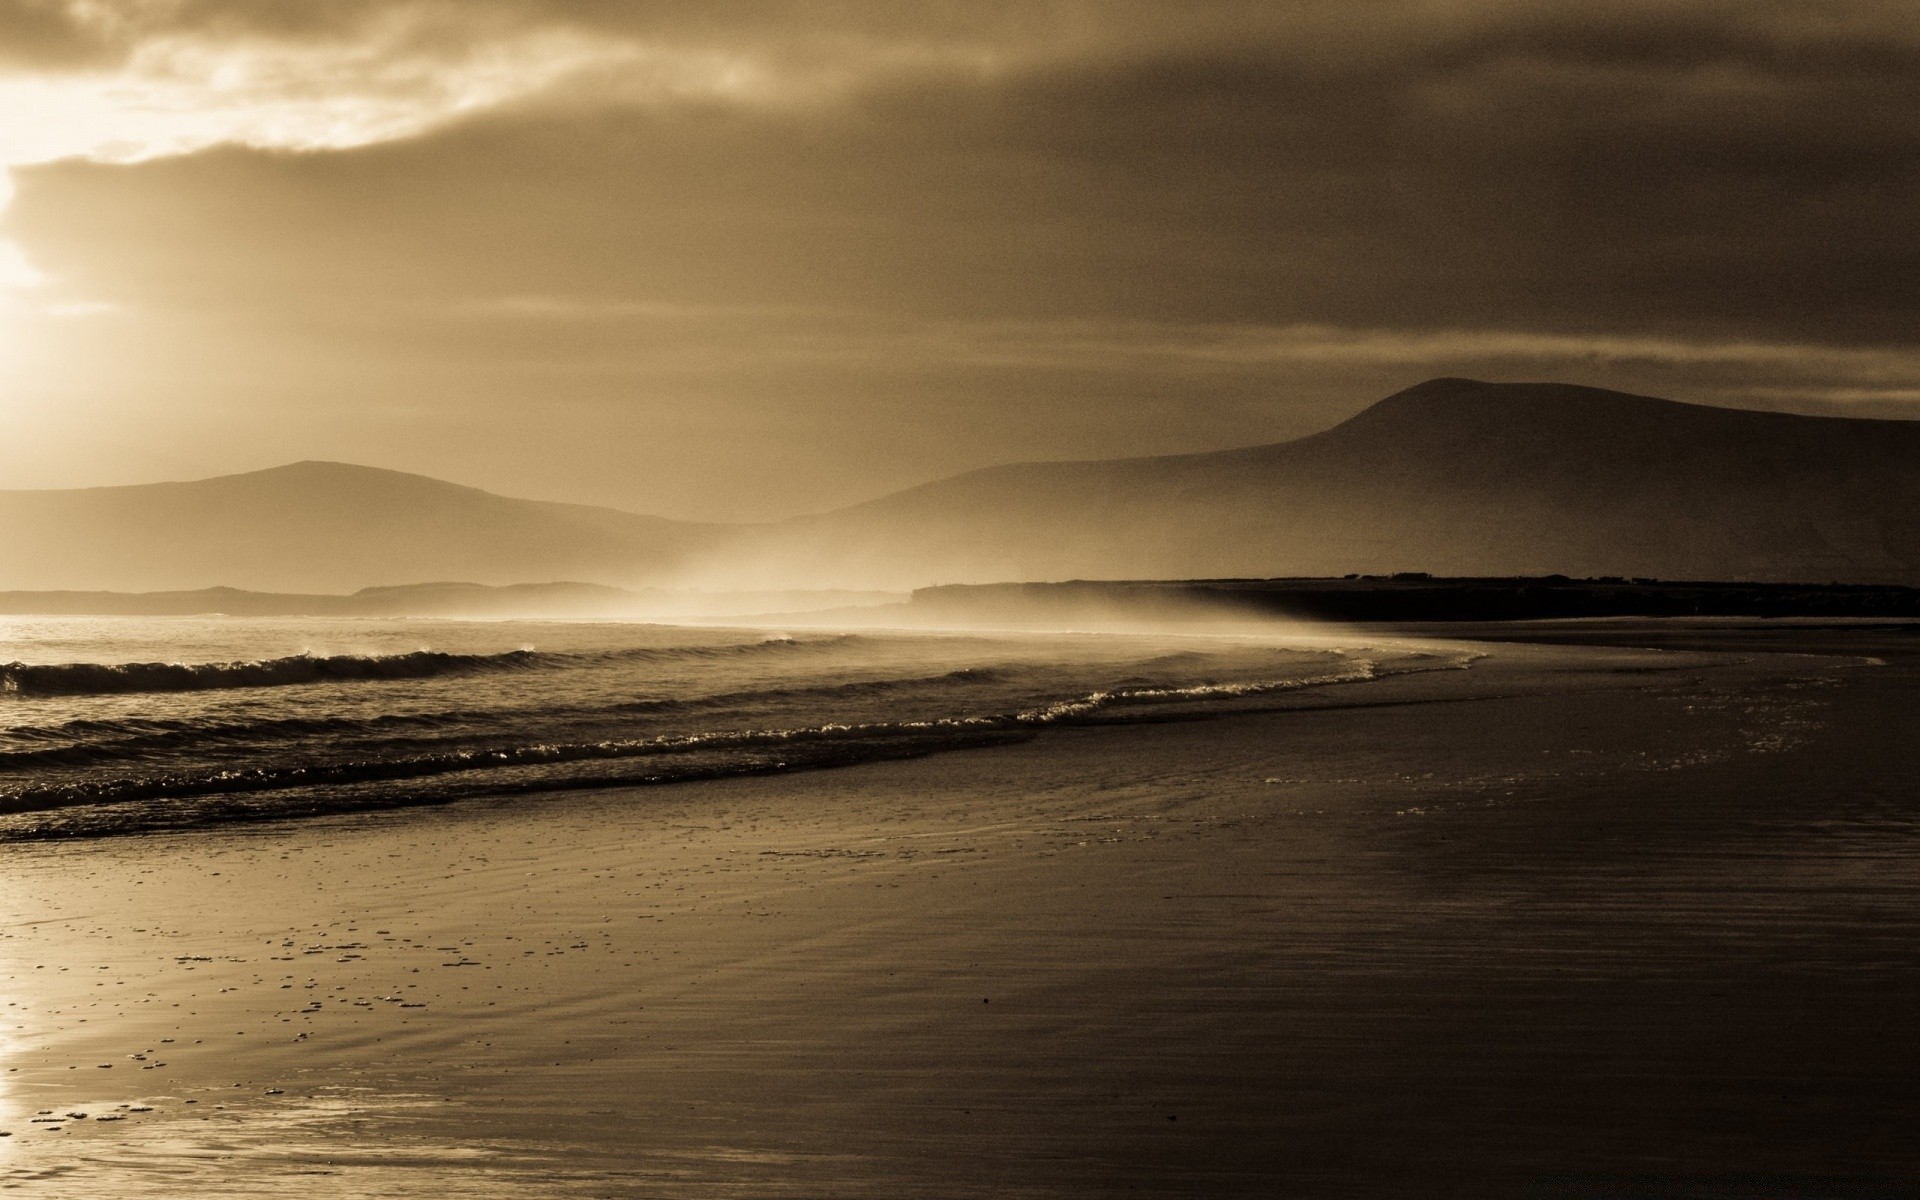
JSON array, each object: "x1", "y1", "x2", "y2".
[{"x1": 5, "y1": 629, "x2": 1919, "y2": 1197}]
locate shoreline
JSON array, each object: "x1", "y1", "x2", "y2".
[{"x1": 4, "y1": 631, "x2": 1918, "y2": 1196}]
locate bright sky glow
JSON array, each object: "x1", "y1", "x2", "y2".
[
  {"x1": 0, "y1": 18, "x2": 769, "y2": 315},
  {"x1": 0, "y1": 32, "x2": 765, "y2": 169}
]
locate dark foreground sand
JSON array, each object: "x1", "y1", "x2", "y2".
[{"x1": 4, "y1": 628, "x2": 1919, "y2": 1197}]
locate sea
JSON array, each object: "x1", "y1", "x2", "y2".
[{"x1": 0, "y1": 616, "x2": 1462, "y2": 841}]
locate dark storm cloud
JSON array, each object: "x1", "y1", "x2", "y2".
[
  {"x1": 15, "y1": 2, "x2": 1920, "y2": 344},
  {"x1": 932, "y1": 4, "x2": 1920, "y2": 341}
]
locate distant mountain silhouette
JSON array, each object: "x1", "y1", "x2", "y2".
[
  {"x1": 9, "y1": 381, "x2": 1920, "y2": 593},
  {"x1": 0, "y1": 461, "x2": 715, "y2": 593},
  {"x1": 0, "y1": 581, "x2": 900, "y2": 619},
  {"x1": 742, "y1": 378, "x2": 1920, "y2": 587}
]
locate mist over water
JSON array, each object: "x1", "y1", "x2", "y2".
[{"x1": 0, "y1": 616, "x2": 1458, "y2": 840}]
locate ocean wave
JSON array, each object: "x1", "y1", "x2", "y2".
[
  {"x1": 608, "y1": 665, "x2": 1010, "y2": 716},
  {"x1": 0, "y1": 648, "x2": 550, "y2": 697},
  {"x1": 0, "y1": 725, "x2": 1026, "y2": 841},
  {"x1": 0, "y1": 635, "x2": 861, "y2": 698},
  {"x1": 0, "y1": 662, "x2": 1390, "y2": 823},
  {"x1": 0, "y1": 651, "x2": 1500, "y2": 841},
  {"x1": 0, "y1": 666, "x2": 1017, "y2": 770},
  {"x1": 0, "y1": 720, "x2": 1010, "y2": 817}
]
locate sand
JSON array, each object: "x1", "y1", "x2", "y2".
[{"x1": 4, "y1": 631, "x2": 1919, "y2": 1197}]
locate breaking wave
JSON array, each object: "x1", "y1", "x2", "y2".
[
  {"x1": 0, "y1": 662, "x2": 1402, "y2": 834},
  {"x1": 0, "y1": 616, "x2": 1486, "y2": 842},
  {"x1": 0, "y1": 667, "x2": 1016, "y2": 770},
  {"x1": 0, "y1": 649, "x2": 549, "y2": 696},
  {"x1": 0, "y1": 635, "x2": 857, "y2": 698}
]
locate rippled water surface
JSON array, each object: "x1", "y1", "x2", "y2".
[{"x1": 0, "y1": 616, "x2": 1442, "y2": 839}]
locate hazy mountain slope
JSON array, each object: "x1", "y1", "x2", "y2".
[
  {"x1": 738, "y1": 379, "x2": 1920, "y2": 587},
  {"x1": 0, "y1": 461, "x2": 721, "y2": 592},
  {"x1": 12, "y1": 380, "x2": 1920, "y2": 593}
]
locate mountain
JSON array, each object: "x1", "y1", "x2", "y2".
[
  {"x1": 9, "y1": 380, "x2": 1920, "y2": 594},
  {"x1": 0, "y1": 582, "x2": 901, "y2": 619},
  {"x1": 0, "y1": 461, "x2": 720, "y2": 593},
  {"x1": 737, "y1": 378, "x2": 1920, "y2": 588}
]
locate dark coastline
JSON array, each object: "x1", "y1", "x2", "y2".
[
  {"x1": 14, "y1": 575, "x2": 1920, "y2": 625},
  {"x1": 910, "y1": 575, "x2": 1920, "y2": 624}
]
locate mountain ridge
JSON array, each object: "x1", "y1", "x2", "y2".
[
  {"x1": 0, "y1": 457, "x2": 720, "y2": 593},
  {"x1": 751, "y1": 378, "x2": 1920, "y2": 587},
  {"x1": 8, "y1": 379, "x2": 1920, "y2": 592}
]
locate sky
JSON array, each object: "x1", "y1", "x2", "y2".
[{"x1": 2, "y1": 0, "x2": 1919, "y2": 521}]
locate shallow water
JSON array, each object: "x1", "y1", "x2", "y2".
[{"x1": 0, "y1": 617, "x2": 1447, "y2": 839}]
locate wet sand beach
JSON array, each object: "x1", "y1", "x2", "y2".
[{"x1": 4, "y1": 629, "x2": 1919, "y2": 1197}]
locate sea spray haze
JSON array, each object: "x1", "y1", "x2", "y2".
[{"x1": 0, "y1": 616, "x2": 1466, "y2": 840}]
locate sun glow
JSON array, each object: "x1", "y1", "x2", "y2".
[
  {"x1": 0, "y1": 16, "x2": 665, "y2": 346},
  {"x1": 0, "y1": 231, "x2": 45, "y2": 289},
  {"x1": 0, "y1": 205, "x2": 46, "y2": 363},
  {"x1": 0, "y1": 8, "x2": 804, "y2": 287}
]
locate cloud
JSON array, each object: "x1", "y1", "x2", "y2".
[
  {"x1": 3, "y1": 0, "x2": 1919, "y2": 513},
  {"x1": 17, "y1": 15, "x2": 1920, "y2": 340}
]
